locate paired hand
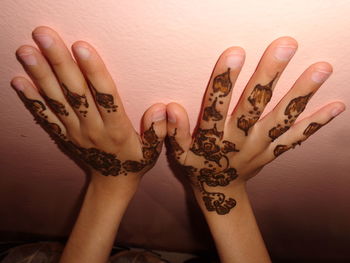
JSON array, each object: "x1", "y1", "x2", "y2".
[{"x1": 12, "y1": 27, "x2": 345, "y2": 215}]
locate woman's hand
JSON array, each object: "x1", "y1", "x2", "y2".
[
  {"x1": 166, "y1": 36, "x2": 345, "y2": 215},
  {"x1": 12, "y1": 26, "x2": 167, "y2": 189},
  {"x1": 11, "y1": 26, "x2": 167, "y2": 263}
]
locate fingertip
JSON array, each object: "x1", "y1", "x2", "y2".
[
  {"x1": 330, "y1": 102, "x2": 346, "y2": 118},
  {"x1": 143, "y1": 103, "x2": 167, "y2": 140},
  {"x1": 273, "y1": 36, "x2": 298, "y2": 49},
  {"x1": 11, "y1": 77, "x2": 25, "y2": 92}
]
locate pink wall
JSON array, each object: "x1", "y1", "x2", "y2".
[{"x1": 1, "y1": 0, "x2": 350, "y2": 260}]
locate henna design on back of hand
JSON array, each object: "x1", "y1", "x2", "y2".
[
  {"x1": 269, "y1": 92, "x2": 313, "y2": 141},
  {"x1": 20, "y1": 91, "x2": 161, "y2": 176},
  {"x1": 61, "y1": 83, "x2": 89, "y2": 117},
  {"x1": 237, "y1": 73, "x2": 279, "y2": 136}
]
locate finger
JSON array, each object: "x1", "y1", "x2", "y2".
[
  {"x1": 259, "y1": 62, "x2": 332, "y2": 143},
  {"x1": 260, "y1": 102, "x2": 345, "y2": 164},
  {"x1": 32, "y1": 26, "x2": 103, "y2": 128},
  {"x1": 228, "y1": 36, "x2": 298, "y2": 138},
  {"x1": 71, "y1": 41, "x2": 125, "y2": 125},
  {"x1": 11, "y1": 77, "x2": 67, "y2": 141},
  {"x1": 199, "y1": 47, "x2": 245, "y2": 131},
  {"x1": 141, "y1": 103, "x2": 167, "y2": 157},
  {"x1": 166, "y1": 102, "x2": 192, "y2": 163},
  {"x1": 16, "y1": 45, "x2": 80, "y2": 133}
]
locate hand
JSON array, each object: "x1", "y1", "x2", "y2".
[
  {"x1": 11, "y1": 26, "x2": 167, "y2": 188},
  {"x1": 166, "y1": 37, "x2": 345, "y2": 215}
]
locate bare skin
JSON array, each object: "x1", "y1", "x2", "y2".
[
  {"x1": 166, "y1": 37, "x2": 345, "y2": 263},
  {"x1": 12, "y1": 26, "x2": 167, "y2": 263}
]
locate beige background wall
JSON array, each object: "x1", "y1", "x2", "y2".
[{"x1": 1, "y1": 0, "x2": 350, "y2": 261}]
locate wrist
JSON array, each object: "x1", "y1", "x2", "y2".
[{"x1": 89, "y1": 170, "x2": 141, "y2": 200}]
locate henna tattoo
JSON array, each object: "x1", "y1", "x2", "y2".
[
  {"x1": 168, "y1": 129, "x2": 184, "y2": 160},
  {"x1": 190, "y1": 124, "x2": 223, "y2": 165},
  {"x1": 178, "y1": 123, "x2": 240, "y2": 214},
  {"x1": 18, "y1": 91, "x2": 67, "y2": 140},
  {"x1": 303, "y1": 122, "x2": 323, "y2": 137},
  {"x1": 61, "y1": 83, "x2": 89, "y2": 117},
  {"x1": 273, "y1": 144, "x2": 291, "y2": 157},
  {"x1": 212, "y1": 68, "x2": 232, "y2": 97},
  {"x1": 203, "y1": 97, "x2": 223, "y2": 121},
  {"x1": 42, "y1": 94, "x2": 69, "y2": 116},
  {"x1": 274, "y1": 140, "x2": 304, "y2": 157},
  {"x1": 269, "y1": 92, "x2": 313, "y2": 141},
  {"x1": 122, "y1": 122, "x2": 161, "y2": 172},
  {"x1": 268, "y1": 124, "x2": 290, "y2": 141},
  {"x1": 122, "y1": 160, "x2": 146, "y2": 173},
  {"x1": 19, "y1": 91, "x2": 160, "y2": 176},
  {"x1": 89, "y1": 81, "x2": 118, "y2": 113},
  {"x1": 202, "y1": 191, "x2": 237, "y2": 215},
  {"x1": 237, "y1": 115, "x2": 259, "y2": 136},
  {"x1": 221, "y1": 140, "x2": 239, "y2": 154},
  {"x1": 237, "y1": 73, "x2": 279, "y2": 136}
]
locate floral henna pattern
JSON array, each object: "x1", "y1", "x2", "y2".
[
  {"x1": 61, "y1": 83, "x2": 89, "y2": 117},
  {"x1": 237, "y1": 73, "x2": 279, "y2": 136},
  {"x1": 269, "y1": 92, "x2": 313, "y2": 141},
  {"x1": 203, "y1": 97, "x2": 223, "y2": 121},
  {"x1": 190, "y1": 124, "x2": 223, "y2": 165},
  {"x1": 89, "y1": 81, "x2": 118, "y2": 113},
  {"x1": 170, "y1": 123, "x2": 240, "y2": 214},
  {"x1": 42, "y1": 94, "x2": 69, "y2": 116},
  {"x1": 121, "y1": 123, "x2": 161, "y2": 173},
  {"x1": 19, "y1": 91, "x2": 160, "y2": 176}
]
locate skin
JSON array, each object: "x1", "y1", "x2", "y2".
[
  {"x1": 12, "y1": 27, "x2": 345, "y2": 263},
  {"x1": 166, "y1": 37, "x2": 345, "y2": 262},
  {"x1": 12, "y1": 26, "x2": 167, "y2": 263}
]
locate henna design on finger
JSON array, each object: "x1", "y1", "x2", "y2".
[
  {"x1": 269, "y1": 92, "x2": 313, "y2": 141},
  {"x1": 203, "y1": 97, "x2": 223, "y2": 121},
  {"x1": 303, "y1": 122, "x2": 323, "y2": 137},
  {"x1": 237, "y1": 115, "x2": 259, "y2": 136},
  {"x1": 89, "y1": 81, "x2": 118, "y2": 113},
  {"x1": 18, "y1": 91, "x2": 67, "y2": 140},
  {"x1": 222, "y1": 140, "x2": 240, "y2": 154},
  {"x1": 212, "y1": 68, "x2": 232, "y2": 97},
  {"x1": 273, "y1": 144, "x2": 291, "y2": 157},
  {"x1": 203, "y1": 68, "x2": 232, "y2": 123},
  {"x1": 168, "y1": 129, "x2": 185, "y2": 160},
  {"x1": 42, "y1": 94, "x2": 69, "y2": 116},
  {"x1": 122, "y1": 123, "x2": 161, "y2": 173},
  {"x1": 273, "y1": 140, "x2": 304, "y2": 157},
  {"x1": 61, "y1": 83, "x2": 89, "y2": 117},
  {"x1": 237, "y1": 73, "x2": 279, "y2": 136}
]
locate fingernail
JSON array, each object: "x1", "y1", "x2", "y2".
[
  {"x1": 274, "y1": 45, "x2": 297, "y2": 61},
  {"x1": 11, "y1": 79, "x2": 25, "y2": 91},
  {"x1": 75, "y1": 46, "x2": 90, "y2": 60},
  {"x1": 152, "y1": 108, "x2": 166, "y2": 122},
  {"x1": 33, "y1": 34, "x2": 53, "y2": 48},
  {"x1": 331, "y1": 105, "x2": 345, "y2": 117},
  {"x1": 226, "y1": 53, "x2": 244, "y2": 69},
  {"x1": 18, "y1": 49, "x2": 37, "y2": 65},
  {"x1": 311, "y1": 70, "x2": 331, "y2": 83},
  {"x1": 167, "y1": 110, "x2": 176, "y2": 123}
]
